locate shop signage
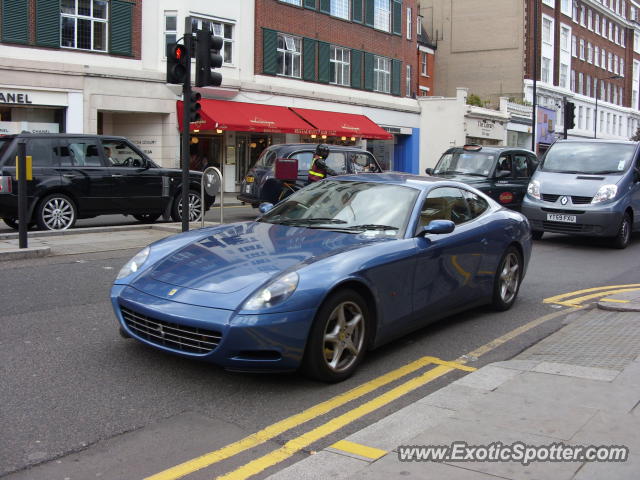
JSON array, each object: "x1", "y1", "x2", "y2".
[
  {"x1": 0, "y1": 89, "x2": 69, "y2": 107},
  {"x1": 466, "y1": 117, "x2": 506, "y2": 140},
  {"x1": 0, "y1": 92, "x2": 33, "y2": 104},
  {"x1": 0, "y1": 121, "x2": 60, "y2": 134}
]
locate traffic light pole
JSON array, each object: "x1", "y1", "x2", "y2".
[{"x1": 181, "y1": 17, "x2": 193, "y2": 233}]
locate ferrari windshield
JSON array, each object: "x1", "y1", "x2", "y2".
[
  {"x1": 433, "y1": 152, "x2": 495, "y2": 176},
  {"x1": 541, "y1": 142, "x2": 637, "y2": 174},
  {"x1": 259, "y1": 180, "x2": 420, "y2": 236}
]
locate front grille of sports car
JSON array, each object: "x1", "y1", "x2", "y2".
[
  {"x1": 120, "y1": 306, "x2": 222, "y2": 354},
  {"x1": 541, "y1": 194, "x2": 593, "y2": 205}
]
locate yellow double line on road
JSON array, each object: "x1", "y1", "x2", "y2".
[{"x1": 543, "y1": 284, "x2": 640, "y2": 307}]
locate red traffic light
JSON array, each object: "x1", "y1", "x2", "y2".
[{"x1": 171, "y1": 44, "x2": 186, "y2": 60}]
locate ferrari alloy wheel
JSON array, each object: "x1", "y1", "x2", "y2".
[
  {"x1": 172, "y1": 190, "x2": 202, "y2": 222},
  {"x1": 492, "y1": 246, "x2": 522, "y2": 311},
  {"x1": 303, "y1": 289, "x2": 369, "y2": 382},
  {"x1": 36, "y1": 194, "x2": 77, "y2": 231}
]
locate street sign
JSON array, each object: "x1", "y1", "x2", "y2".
[{"x1": 201, "y1": 166, "x2": 223, "y2": 229}]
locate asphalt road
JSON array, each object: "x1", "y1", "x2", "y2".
[{"x1": 1, "y1": 226, "x2": 639, "y2": 479}]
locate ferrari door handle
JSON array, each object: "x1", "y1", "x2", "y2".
[{"x1": 111, "y1": 174, "x2": 123, "y2": 178}]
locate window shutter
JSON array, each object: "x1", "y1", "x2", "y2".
[
  {"x1": 303, "y1": 37, "x2": 316, "y2": 81},
  {"x1": 352, "y1": 0, "x2": 363, "y2": 23},
  {"x1": 392, "y1": 0, "x2": 402, "y2": 35},
  {"x1": 351, "y1": 49, "x2": 362, "y2": 89},
  {"x1": 320, "y1": 0, "x2": 330, "y2": 13},
  {"x1": 364, "y1": 52, "x2": 374, "y2": 91},
  {"x1": 110, "y1": 0, "x2": 133, "y2": 56},
  {"x1": 317, "y1": 41, "x2": 330, "y2": 83},
  {"x1": 36, "y1": 0, "x2": 60, "y2": 47},
  {"x1": 304, "y1": 0, "x2": 317, "y2": 9},
  {"x1": 392, "y1": 58, "x2": 402, "y2": 95},
  {"x1": 365, "y1": 0, "x2": 374, "y2": 26},
  {"x1": 2, "y1": 0, "x2": 29, "y2": 44},
  {"x1": 263, "y1": 29, "x2": 278, "y2": 75}
]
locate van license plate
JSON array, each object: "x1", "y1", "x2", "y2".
[{"x1": 547, "y1": 214, "x2": 576, "y2": 223}]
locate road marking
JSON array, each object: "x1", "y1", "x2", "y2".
[
  {"x1": 145, "y1": 356, "x2": 449, "y2": 480},
  {"x1": 546, "y1": 287, "x2": 640, "y2": 307},
  {"x1": 600, "y1": 298, "x2": 630, "y2": 303},
  {"x1": 217, "y1": 365, "x2": 455, "y2": 480},
  {"x1": 543, "y1": 284, "x2": 640, "y2": 306},
  {"x1": 329, "y1": 440, "x2": 387, "y2": 460}
]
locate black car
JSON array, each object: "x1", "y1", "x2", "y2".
[
  {"x1": 0, "y1": 133, "x2": 214, "y2": 231},
  {"x1": 426, "y1": 145, "x2": 539, "y2": 210},
  {"x1": 238, "y1": 143, "x2": 382, "y2": 206}
]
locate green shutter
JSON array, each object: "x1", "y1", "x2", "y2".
[
  {"x1": 318, "y1": 41, "x2": 330, "y2": 83},
  {"x1": 392, "y1": 58, "x2": 401, "y2": 95},
  {"x1": 263, "y1": 29, "x2": 278, "y2": 75},
  {"x1": 303, "y1": 37, "x2": 316, "y2": 81},
  {"x1": 320, "y1": 0, "x2": 330, "y2": 13},
  {"x1": 36, "y1": 0, "x2": 60, "y2": 47},
  {"x1": 351, "y1": 49, "x2": 362, "y2": 89},
  {"x1": 304, "y1": 0, "x2": 316, "y2": 9},
  {"x1": 364, "y1": 0, "x2": 374, "y2": 26},
  {"x1": 110, "y1": 0, "x2": 133, "y2": 56},
  {"x1": 2, "y1": 0, "x2": 29, "y2": 44},
  {"x1": 364, "y1": 52, "x2": 374, "y2": 91},
  {"x1": 392, "y1": 0, "x2": 402, "y2": 35},
  {"x1": 352, "y1": 0, "x2": 363, "y2": 23}
]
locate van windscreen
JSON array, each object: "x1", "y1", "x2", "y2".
[{"x1": 541, "y1": 142, "x2": 636, "y2": 174}]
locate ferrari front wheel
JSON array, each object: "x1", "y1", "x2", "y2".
[{"x1": 303, "y1": 289, "x2": 369, "y2": 382}]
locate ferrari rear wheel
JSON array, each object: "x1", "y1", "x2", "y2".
[
  {"x1": 303, "y1": 289, "x2": 369, "y2": 382},
  {"x1": 491, "y1": 246, "x2": 522, "y2": 311}
]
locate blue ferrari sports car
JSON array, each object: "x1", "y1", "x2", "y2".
[{"x1": 111, "y1": 173, "x2": 532, "y2": 382}]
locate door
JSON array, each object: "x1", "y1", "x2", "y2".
[
  {"x1": 101, "y1": 139, "x2": 164, "y2": 214},
  {"x1": 491, "y1": 153, "x2": 521, "y2": 209}
]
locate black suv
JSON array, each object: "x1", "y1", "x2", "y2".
[
  {"x1": 426, "y1": 145, "x2": 539, "y2": 210},
  {"x1": 0, "y1": 134, "x2": 214, "y2": 231},
  {"x1": 238, "y1": 143, "x2": 382, "y2": 206}
]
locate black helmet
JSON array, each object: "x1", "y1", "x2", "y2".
[{"x1": 315, "y1": 144, "x2": 330, "y2": 159}]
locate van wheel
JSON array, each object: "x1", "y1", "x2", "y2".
[
  {"x1": 611, "y1": 213, "x2": 632, "y2": 249},
  {"x1": 36, "y1": 194, "x2": 77, "y2": 231}
]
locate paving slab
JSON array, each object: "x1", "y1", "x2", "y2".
[
  {"x1": 265, "y1": 450, "x2": 369, "y2": 480},
  {"x1": 531, "y1": 362, "x2": 620, "y2": 382},
  {"x1": 449, "y1": 365, "x2": 523, "y2": 391}
]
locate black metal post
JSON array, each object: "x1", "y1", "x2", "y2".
[
  {"x1": 531, "y1": 0, "x2": 539, "y2": 153},
  {"x1": 17, "y1": 141, "x2": 28, "y2": 248},
  {"x1": 563, "y1": 96, "x2": 568, "y2": 139},
  {"x1": 181, "y1": 17, "x2": 192, "y2": 233},
  {"x1": 594, "y1": 78, "x2": 598, "y2": 139}
]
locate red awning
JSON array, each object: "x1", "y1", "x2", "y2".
[
  {"x1": 290, "y1": 107, "x2": 393, "y2": 140},
  {"x1": 177, "y1": 99, "x2": 315, "y2": 134}
]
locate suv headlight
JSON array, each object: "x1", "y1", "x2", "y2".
[
  {"x1": 527, "y1": 180, "x2": 541, "y2": 200},
  {"x1": 243, "y1": 272, "x2": 299, "y2": 310},
  {"x1": 591, "y1": 184, "x2": 618, "y2": 204},
  {"x1": 117, "y1": 247, "x2": 150, "y2": 280}
]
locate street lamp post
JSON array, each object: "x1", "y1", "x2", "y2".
[{"x1": 594, "y1": 74, "x2": 622, "y2": 139}]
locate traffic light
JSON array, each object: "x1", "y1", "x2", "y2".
[
  {"x1": 166, "y1": 43, "x2": 188, "y2": 84},
  {"x1": 564, "y1": 101, "x2": 576, "y2": 131},
  {"x1": 195, "y1": 29, "x2": 223, "y2": 87},
  {"x1": 189, "y1": 92, "x2": 202, "y2": 123}
]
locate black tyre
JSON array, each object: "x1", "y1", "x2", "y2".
[
  {"x1": 531, "y1": 230, "x2": 544, "y2": 240},
  {"x1": 133, "y1": 213, "x2": 161, "y2": 224},
  {"x1": 611, "y1": 213, "x2": 632, "y2": 249},
  {"x1": 36, "y1": 194, "x2": 77, "y2": 231},
  {"x1": 302, "y1": 289, "x2": 369, "y2": 382},
  {"x1": 491, "y1": 246, "x2": 522, "y2": 311},
  {"x1": 3, "y1": 218, "x2": 35, "y2": 231},
  {"x1": 171, "y1": 190, "x2": 203, "y2": 222}
]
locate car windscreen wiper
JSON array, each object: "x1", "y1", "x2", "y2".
[
  {"x1": 343, "y1": 224, "x2": 399, "y2": 231},
  {"x1": 587, "y1": 170, "x2": 623, "y2": 174},
  {"x1": 277, "y1": 218, "x2": 348, "y2": 226}
]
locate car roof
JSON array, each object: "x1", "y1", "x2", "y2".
[
  {"x1": 332, "y1": 172, "x2": 455, "y2": 191},
  {"x1": 552, "y1": 138, "x2": 638, "y2": 145},
  {"x1": 445, "y1": 145, "x2": 536, "y2": 155}
]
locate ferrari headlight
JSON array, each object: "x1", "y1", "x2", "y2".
[
  {"x1": 527, "y1": 180, "x2": 541, "y2": 200},
  {"x1": 116, "y1": 247, "x2": 150, "y2": 280},
  {"x1": 591, "y1": 184, "x2": 618, "y2": 204},
  {"x1": 243, "y1": 272, "x2": 299, "y2": 310}
]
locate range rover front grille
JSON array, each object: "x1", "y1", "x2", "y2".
[{"x1": 120, "y1": 306, "x2": 221, "y2": 354}]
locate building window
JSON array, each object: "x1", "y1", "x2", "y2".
[
  {"x1": 578, "y1": 106, "x2": 584, "y2": 129},
  {"x1": 192, "y1": 17, "x2": 234, "y2": 64},
  {"x1": 588, "y1": 9, "x2": 593, "y2": 29},
  {"x1": 406, "y1": 7, "x2": 412, "y2": 39},
  {"x1": 601, "y1": 48, "x2": 606, "y2": 67},
  {"x1": 635, "y1": 32, "x2": 640, "y2": 53},
  {"x1": 373, "y1": 55, "x2": 391, "y2": 93},
  {"x1": 417, "y1": 15, "x2": 422, "y2": 35},
  {"x1": 620, "y1": 58, "x2": 625, "y2": 76},
  {"x1": 579, "y1": 38, "x2": 585, "y2": 60},
  {"x1": 560, "y1": 63, "x2": 569, "y2": 88},
  {"x1": 621, "y1": 30, "x2": 625, "y2": 47},
  {"x1": 608, "y1": 52, "x2": 613, "y2": 72},
  {"x1": 561, "y1": 26, "x2": 570, "y2": 51},
  {"x1": 374, "y1": 0, "x2": 391, "y2": 32},
  {"x1": 614, "y1": 25, "x2": 619, "y2": 44},
  {"x1": 587, "y1": 42, "x2": 593, "y2": 63},
  {"x1": 280, "y1": 0, "x2": 302, "y2": 5},
  {"x1": 631, "y1": 6, "x2": 637, "y2": 21},
  {"x1": 330, "y1": 45, "x2": 350, "y2": 86},
  {"x1": 61, "y1": 0, "x2": 108, "y2": 51},
  {"x1": 572, "y1": 35, "x2": 577, "y2": 56},
  {"x1": 595, "y1": 46, "x2": 600, "y2": 66},
  {"x1": 542, "y1": 17, "x2": 552, "y2": 44},
  {"x1": 541, "y1": 57, "x2": 551, "y2": 83},
  {"x1": 164, "y1": 11, "x2": 177, "y2": 58},
  {"x1": 578, "y1": 72, "x2": 584, "y2": 94},
  {"x1": 277, "y1": 33, "x2": 301, "y2": 78},
  {"x1": 421, "y1": 52, "x2": 427, "y2": 75},
  {"x1": 571, "y1": 69, "x2": 576, "y2": 91},
  {"x1": 609, "y1": 22, "x2": 613, "y2": 40},
  {"x1": 406, "y1": 64, "x2": 411, "y2": 96},
  {"x1": 587, "y1": 75, "x2": 592, "y2": 96},
  {"x1": 595, "y1": 14, "x2": 600, "y2": 34},
  {"x1": 602, "y1": 17, "x2": 607, "y2": 37},
  {"x1": 331, "y1": 0, "x2": 350, "y2": 20},
  {"x1": 561, "y1": 0, "x2": 571, "y2": 16},
  {"x1": 614, "y1": 54, "x2": 619, "y2": 74},
  {"x1": 580, "y1": 5, "x2": 586, "y2": 25}
]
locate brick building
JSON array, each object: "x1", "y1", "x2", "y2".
[{"x1": 416, "y1": 15, "x2": 436, "y2": 96}]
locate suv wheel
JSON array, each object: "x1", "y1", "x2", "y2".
[
  {"x1": 36, "y1": 194, "x2": 77, "y2": 231},
  {"x1": 133, "y1": 213, "x2": 161, "y2": 224},
  {"x1": 171, "y1": 190, "x2": 202, "y2": 222},
  {"x1": 3, "y1": 218, "x2": 35, "y2": 231}
]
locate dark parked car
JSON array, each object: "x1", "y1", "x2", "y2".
[
  {"x1": 238, "y1": 143, "x2": 382, "y2": 206},
  {"x1": 0, "y1": 133, "x2": 214, "y2": 231},
  {"x1": 426, "y1": 145, "x2": 539, "y2": 210}
]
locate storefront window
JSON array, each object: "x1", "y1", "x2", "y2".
[{"x1": 61, "y1": 0, "x2": 108, "y2": 51}]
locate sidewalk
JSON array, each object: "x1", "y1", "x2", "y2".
[{"x1": 269, "y1": 292, "x2": 640, "y2": 480}]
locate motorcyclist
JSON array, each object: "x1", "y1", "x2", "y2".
[{"x1": 307, "y1": 144, "x2": 337, "y2": 183}]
